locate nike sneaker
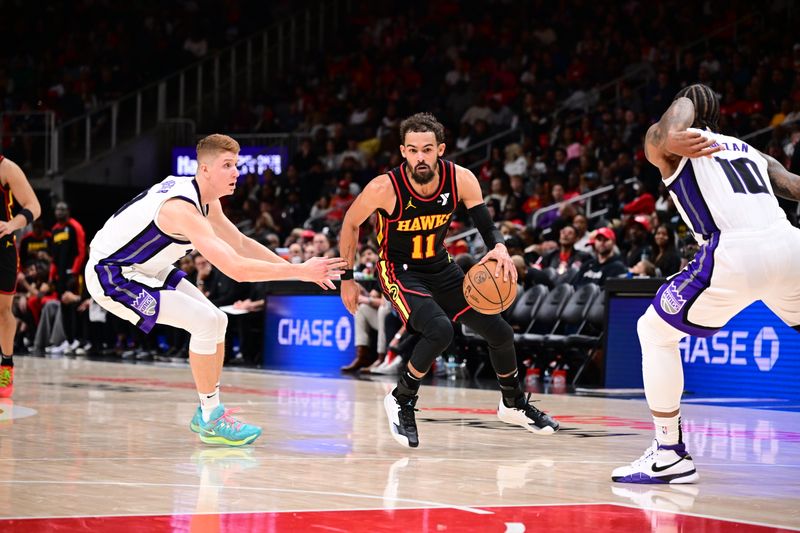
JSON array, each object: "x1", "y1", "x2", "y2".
[
  {"x1": 612, "y1": 439, "x2": 699, "y2": 484},
  {"x1": 0, "y1": 365, "x2": 13, "y2": 398},
  {"x1": 497, "y1": 393, "x2": 559, "y2": 434},
  {"x1": 194, "y1": 405, "x2": 262, "y2": 447},
  {"x1": 384, "y1": 391, "x2": 419, "y2": 448}
]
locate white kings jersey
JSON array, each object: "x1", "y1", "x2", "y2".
[
  {"x1": 88, "y1": 176, "x2": 205, "y2": 278},
  {"x1": 663, "y1": 128, "x2": 787, "y2": 243}
]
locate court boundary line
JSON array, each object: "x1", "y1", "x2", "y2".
[
  {"x1": 2, "y1": 501, "x2": 798, "y2": 531},
  {"x1": 0, "y1": 480, "x2": 493, "y2": 515},
  {"x1": 0, "y1": 501, "x2": 615, "y2": 522}
]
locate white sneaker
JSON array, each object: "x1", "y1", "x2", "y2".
[
  {"x1": 612, "y1": 440, "x2": 699, "y2": 484},
  {"x1": 46, "y1": 340, "x2": 70, "y2": 355},
  {"x1": 497, "y1": 394, "x2": 559, "y2": 434},
  {"x1": 74, "y1": 342, "x2": 92, "y2": 356},
  {"x1": 373, "y1": 355, "x2": 403, "y2": 375},
  {"x1": 383, "y1": 392, "x2": 419, "y2": 448}
]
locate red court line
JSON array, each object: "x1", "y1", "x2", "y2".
[{"x1": 0, "y1": 504, "x2": 792, "y2": 533}]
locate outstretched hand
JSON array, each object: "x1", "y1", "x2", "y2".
[
  {"x1": 299, "y1": 257, "x2": 348, "y2": 290},
  {"x1": 666, "y1": 131, "x2": 723, "y2": 159},
  {"x1": 478, "y1": 243, "x2": 518, "y2": 284}
]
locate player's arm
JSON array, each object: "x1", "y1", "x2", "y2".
[
  {"x1": 206, "y1": 200, "x2": 287, "y2": 264},
  {"x1": 456, "y1": 165, "x2": 516, "y2": 282},
  {"x1": 0, "y1": 158, "x2": 41, "y2": 239},
  {"x1": 158, "y1": 199, "x2": 345, "y2": 288},
  {"x1": 758, "y1": 150, "x2": 800, "y2": 201},
  {"x1": 645, "y1": 97, "x2": 721, "y2": 177},
  {"x1": 338, "y1": 175, "x2": 394, "y2": 314}
]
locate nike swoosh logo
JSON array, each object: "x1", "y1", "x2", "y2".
[
  {"x1": 200, "y1": 427, "x2": 216, "y2": 436},
  {"x1": 651, "y1": 457, "x2": 685, "y2": 473}
]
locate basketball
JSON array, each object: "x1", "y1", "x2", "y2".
[{"x1": 462, "y1": 259, "x2": 518, "y2": 314}]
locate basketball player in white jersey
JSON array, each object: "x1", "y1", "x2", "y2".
[
  {"x1": 85, "y1": 134, "x2": 346, "y2": 446},
  {"x1": 613, "y1": 84, "x2": 800, "y2": 483}
]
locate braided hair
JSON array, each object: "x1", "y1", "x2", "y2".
[{"x1": 674, "y1": 84, "x2": 720, "y2": 132}]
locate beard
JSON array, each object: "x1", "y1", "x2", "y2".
[{"x1": 408, "y1": 158, "x2": 437, "y2": 185}]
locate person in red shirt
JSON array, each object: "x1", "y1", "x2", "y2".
[
  {"x1": 49, "y1": 202, "x2": 87, "y2": 296},
  {"x1": 327, "y1": 179, "x2": 355, "y2": 222},
  {"x1": 18, "y1": 219, "x2": 52, "y2": 267}
]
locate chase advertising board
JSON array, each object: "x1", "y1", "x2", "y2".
[
  {"x1": 264, "y1": 295, "x2": 355, "y2": 372},
  {"x1": 605, "y1": 300, "x2": 800, "y2": 400}
]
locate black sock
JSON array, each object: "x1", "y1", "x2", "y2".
[
  {"x1": 1, "y1": 353, "x2": 12, "y2": 367},
  {"x1": 394, "y1": 370, "x2": 421, "y2": 400},
  {"x1": 498, "y1": 371, "x2": 523, "y2": 407}
]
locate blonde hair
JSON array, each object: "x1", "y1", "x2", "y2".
[{"x1": 196, "y1": 134, "x2": 240, "y2": 162}]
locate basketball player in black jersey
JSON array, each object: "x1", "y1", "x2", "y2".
[
  {"x1": 339, "y1": 113, "x2": 559, "y2": 448},
  {"x1": 0, "y1": 156, "x2": 41, "y2": 398}
]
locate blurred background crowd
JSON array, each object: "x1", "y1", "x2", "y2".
[{"x1": 4, "y1": 0, "x2": 800, "y2": 384}]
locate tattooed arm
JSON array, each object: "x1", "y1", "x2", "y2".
[
  {"x1": 644, "y1": 97, "x2": 710, "y2": 178},
  {"x1": 758, "y1": 150, "x2": 800, "y2": 201}
]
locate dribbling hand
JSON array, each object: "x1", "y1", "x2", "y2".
[
  {"x1": 479, "y1": 243, "x2": 518, "y2": 284},
  {"x1": 300, "y1": 257, "x2": 348, "y2": 290}
]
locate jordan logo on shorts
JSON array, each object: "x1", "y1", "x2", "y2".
[
  {"x1": 660, "y1": 283, "x2": 686, "y2": 315},
  {"x1": 132, "y1": 290, "x2": 157, "y2": 316}
]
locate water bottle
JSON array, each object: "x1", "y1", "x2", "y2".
[
  {"x1": 433, "y1": 355, "x2": 446, "y2": 378},
  {"x1": 446, "y1": 355, "x2": 457, "y2": 380}
]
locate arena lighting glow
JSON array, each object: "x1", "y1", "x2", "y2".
[{"x1": 172, "y1": 146, "x2": 288, "y2": 180}]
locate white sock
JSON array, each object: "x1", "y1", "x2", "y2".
[
  {"x1": 199, "y1": 390, "x2": 220, "y2": 422},
  {"x1": 653, "y1": 413, "x2": 682, "y2": 445}
]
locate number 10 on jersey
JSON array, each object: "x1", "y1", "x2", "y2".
[{"x1": 411, "y1": 234, "x2": 436, "y2": 259}]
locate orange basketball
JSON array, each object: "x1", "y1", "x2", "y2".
[{"x1": 462, "y1": 259, "x2": 518, "y2": 314}]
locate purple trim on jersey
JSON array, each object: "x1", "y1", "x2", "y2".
[
  {"x1": 163, "y1": 268, "x2": 187, "y2": 290},
  {"x1": 652, "y1": 232, "x2": 720, "y2": 337},
  {"x1": 94, "y1": 264, "x2": 161, "y2": 333},
  {"x1": 102, "y1": 222, "x2": 186, "y2": 266},
  {"x1": 191, "y1": 179, "x2": 208, "y2": 216},
  {"x1": 668, "y1": 162, "x2": 719, "y2": 238}
]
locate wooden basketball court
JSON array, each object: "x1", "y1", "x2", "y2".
[{"x1": 1, "y1": 356, "x2": 799, "y2": 532}]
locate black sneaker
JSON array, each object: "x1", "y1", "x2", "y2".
[
  {"x1": 497, "y1": 393, "x2": 559, "y2": 434},
  {"x1": 384, "y1": 391, "x2": 419, "y2": 448}
]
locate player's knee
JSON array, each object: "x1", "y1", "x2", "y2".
[
  {"x1": 637, "y1": 306, "x2": 684, "y2": 347},
  {"x1": 187, "y1": 306, "x2": 219, "y2": 355},
  {"x1": 422, "y1": 314, "x2": 453, "y2": 352},
  {"x1": 215, "y1": 307, "x2": 228, "y2": 341}
]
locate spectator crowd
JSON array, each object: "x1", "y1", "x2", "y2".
[{"x1": 5, "y1": 0, "x2": 800, "y2": 383}]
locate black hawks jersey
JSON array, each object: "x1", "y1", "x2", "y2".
[
  {"x1": 0, "y1": 155, "x2": 16, "y2": 245},
  {"x1": 376, "y1": 158, "x2": 458, "y2": 267}
]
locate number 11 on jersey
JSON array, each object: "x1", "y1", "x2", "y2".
[{"x1": 411, "y1": 234, "x2": 436, "y2": 259}]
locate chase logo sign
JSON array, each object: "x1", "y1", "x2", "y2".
[
  {"x1": 265, "y1": 295, "x2": 356, "y2": 372},
  {"x1": 753, "y1": 327, "x2": 779, "y2": 372},
  {"x1": 680, "y1": 326, "x2": 780, "y2": 373},
  {"x1": 606, "y1": 298, "x2": 800, "y2": 399},
  {"x1": 277, "y1": 316, "x2": 352, "y2": 352}
]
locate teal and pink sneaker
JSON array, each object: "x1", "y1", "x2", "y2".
[
  {"x1": 194, "y1": 405, "x2": 262, "y2": 446},
  {"x1": 189, "y1": 406, "x2": 203, "y2": 433},
  {"x1": 0, "y1": 366, "x2": 13, "y2": 398}
]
